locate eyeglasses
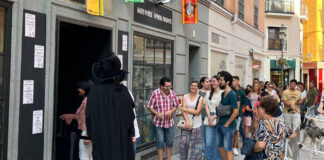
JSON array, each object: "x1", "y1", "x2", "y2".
[{"x1": 190, "y1": 85, "x2": 198, "y2": 87}]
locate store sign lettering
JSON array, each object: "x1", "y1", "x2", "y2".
[{"x1": 134, "y1": 2, "x2": 172, "y2": 32}]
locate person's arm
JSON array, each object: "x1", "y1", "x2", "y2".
[
  {"x1": 165, "y1": 93, "x2": 179, "y2": 117},
  {"x1": 224, "y1": 92, "x2": 239, "y2": 127},
  {"x1": 254, "y1": 141, "x2": 266, "y2": 152},
  {"x1": 289, "y1": 131, "x2": 297, "y2": 139},
  {"x1": 147, "y1": 92, "x2": 163, "y2": 119},
  {"x1": 313, "y1": 95, "x2": 319, "y2": 106},
  {"x1": 180, "y1": 96, "x2": 191, "y2": 128},
  {"x1": 148, "y1": 108, "x2": 163, "y2": 119}
]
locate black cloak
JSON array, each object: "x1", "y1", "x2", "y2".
[{"x1": 86, "y1": 81, "x2": 135, "y2": 160}]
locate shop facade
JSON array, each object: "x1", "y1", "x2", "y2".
[
  {"x1": 5, "y1": 0, "x2": 209, "y2": 159},
  {"x1": 207, "y1": 0, "x2": 265, "y2": 87}
]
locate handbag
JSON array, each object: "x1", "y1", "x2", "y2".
[
  {"x1": 177, "y1": 96, "x2": 201, "y2": 130},
  {"x1": 216, "y1": 91, "x2": 233, "y2": 117},
  {"x1": 203, "y1": 116, "x2": 217, "y2": 126},
  {"x1": 216, "y1": 104, "x2": 232, "y2": 117}
]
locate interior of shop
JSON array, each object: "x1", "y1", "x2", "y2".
[{"x1": 53, "y1": 21, "x2": 111, "y2": 160}]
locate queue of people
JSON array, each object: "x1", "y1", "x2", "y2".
[{"x1": 60, "y1": 53, "x2": 323, "y2": 160}]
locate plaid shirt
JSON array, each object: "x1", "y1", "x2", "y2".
[{"x1": 147, "y1": 88, "x2": 179, "y2": 128}]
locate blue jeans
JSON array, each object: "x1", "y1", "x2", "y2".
[
  {"x1": 215, "y1": 124, "x2": 235, "y2": 151},
  {"x1": 154, "y1": 125, "x2": 174, "y2": 149},
  {"x1": 239, "y1": 118, "x2": 246, "y2": 142},
  {"x1": 205, "y1": 112, "x2": 222, "y2": 160}
]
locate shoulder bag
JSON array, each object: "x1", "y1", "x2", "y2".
[
  {"x1": 216, "y1": 91, "x2": 233, "y2": 117},
  {"x1": 177, "y1": 96, "x2": 201, "y2": 130}
]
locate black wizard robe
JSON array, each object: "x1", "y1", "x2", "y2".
[{"x1": 86, "y1": 82, "x2": 135, "y2": 160}]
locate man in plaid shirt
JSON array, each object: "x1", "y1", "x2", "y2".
[{"x1": 147, "y1": 77, "x2": 179, "y2": 160}]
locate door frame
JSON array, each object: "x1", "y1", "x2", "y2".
[{"x1": 0, "y1": 1, "x2": 12, "y2": 160}]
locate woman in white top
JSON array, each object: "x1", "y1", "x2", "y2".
[
  {"x1": 179, "y1": 81, "x2": 204, "y2": 160},
  {"x1": 204, "y1": 75, "x2": 223, "y2": 160}
]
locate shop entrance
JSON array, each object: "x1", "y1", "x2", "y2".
[
  {"x1": 53, "y1": 21, "x2": 111, "y2": 160},
  {"x1": 189, "y1": 45, "x2": 200, "y2": 86}
]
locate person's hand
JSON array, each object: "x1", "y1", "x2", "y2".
[
  {"x1": 180, "y1": 108, "x2": 187, "y2": 113},
  {"x1": 165, "y1": 110, "x2": 172, "y2": 118},
  {"x1": 132, "y1": 137, "x2": 136, "y2": 143},
  {"x1": 224, "y1": 123, "x2": 229, "y2": 128},
  {"x1": 208, "y1": 115, "x2": 216, "y2": 121},
  {"x1": 83, "y1": 139, "x2": 91, "y2": 145},
  {"x1": 185, "y1": 120, "x2": 191, "y2": 129},
  {"x1": 156, "y1": 112, "x2": 163, "y2": 119},
  {"x1": 59, "y1": 114, "x2": 75, "y2": 125}
]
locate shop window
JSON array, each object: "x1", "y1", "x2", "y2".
[
  {"x1": 268, "y1": 27, "x2": 287, "y2": 51},
  {"x1": 235, "y1": 56, "x2": 247, "y2": 86},
  {"x1": 238, "y1": 0, "x2": 244, "y2": 20},
  {"x1": 132, "y1": 35, "x2": 173, "y2": 148},
  {"x1": 254, "y1": 0, "x2": 258, "y2": 29}
]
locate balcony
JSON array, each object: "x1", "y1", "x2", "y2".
[{"x1": 265, "y1": 0, "x2": 294, "y2": 15}]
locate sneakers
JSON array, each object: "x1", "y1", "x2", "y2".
[{"x1": 233, "y1": 148, "x2": 239, "y2": 156}]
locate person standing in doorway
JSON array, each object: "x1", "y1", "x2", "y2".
[
  {"x1": 60, "y1": 81, "x2": 92, "y2": 160},
  {"x1": 198, "y1": 76, "x2": 210, "y2": 159},
  {"x1": 86, "y1": 55, "x2": 135, "y2": 160},
  {"x1": 216, "y1": 71, "x2": 238, "y2": 160},
  {"x1": 232, "y1": 76, "x2": 247, "y2": 156},
  {"x1": 282, "y1": 79, "x2": 302, "y2": 160},
  {"x1": 179, "y1": 81, "x2": 204, "y2": 160},
  {"x1": 147, "y1": 77, "x2": 179, "y2": 160}
]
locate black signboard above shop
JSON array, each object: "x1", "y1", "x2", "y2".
[{"x1": 134, "y1": 1, "x2": 172, "y2": 32}]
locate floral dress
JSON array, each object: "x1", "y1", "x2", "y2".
[{"x1": 255, "y1": 118, "x2": 292, "y2": 160}]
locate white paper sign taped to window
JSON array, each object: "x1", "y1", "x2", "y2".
[
  {"x1": 34, "y1": 45, "x2": 44, "y2": 68},
  {"x1": 32, "y1": 110, "x2": 43, "y2": 134},
  {"x1": 122, "y1": 35, "x2": 128, "y2": 51},
  {"x1": 23, "y1": 80, "x2": 34, "y2": 104},
  {"x1": 25, "y1": 13, "x2": 36, "y2": 38}
]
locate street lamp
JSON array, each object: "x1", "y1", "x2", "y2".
[{"x1": 279, "y1": 24, "x2": 287, "y2": 87}]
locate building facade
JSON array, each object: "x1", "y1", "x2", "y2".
[
  {"x1": 2, "y1": 0, "x2": 266, "y2": 160},
  {"x1": 208, "y1": 0, "x2": 265, "y2": 87},
  {"x1": 263, "y1": 0, "x2": 305, "y2": 86},
  {"x1": 303, "y1": 0, "x2": 323, "y2": 95}
]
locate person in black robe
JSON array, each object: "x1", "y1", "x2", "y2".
[{"x1": 86, "y1": 55, "x2": 135, "y2": 160}]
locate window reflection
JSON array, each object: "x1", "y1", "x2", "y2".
[{"x1": 132, "y1": 35, "x2": 173, "y2": 147}]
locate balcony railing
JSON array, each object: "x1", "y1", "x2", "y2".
[{"x1": 265, "y1": 0, "x2": 294, "y2": 14}]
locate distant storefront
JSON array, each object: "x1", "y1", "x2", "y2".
[{"x1": 270, "y1": 59, "x2": 296, "y2": 86}]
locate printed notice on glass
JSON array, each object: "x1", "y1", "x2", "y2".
[
  {"x1": 23, "y1": 80, "x2": 34, "y2": 104},
  {"x1": 122, "y1": 35, "x2": 128, "y2": 51},
  {"x1": 32, "y1": 110, "x2": 43, "y2": 134},
  {"x1": 34, "y1": 45, "x2": 44, "y2": 68},
  {"x1": 25, "y1": 13, "x2": 36, "y2": 38},
  {"x1": 118, "y1": 55, "x2": 123, "y2": 69}
]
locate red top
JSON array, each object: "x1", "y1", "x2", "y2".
[{"x1": 147, "y1": 88, "x2": 179, "y2": 128}]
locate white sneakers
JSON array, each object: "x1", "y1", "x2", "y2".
[{"x1": 233, "y1": 148, "x2": 239, "y2": 156}]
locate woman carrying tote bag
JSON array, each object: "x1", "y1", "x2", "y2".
[
  {"x1": 179, "y1": 81, "x2": 204, "y2": 160},
  {"x1": 204, "y1": 75, "x2": 223, "y2": 160}
]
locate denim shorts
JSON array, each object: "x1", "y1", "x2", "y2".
[
  {"x1": 215, "y1": 124, "x2": 235, "y2": 151},
  {"x1": 154, "y1": 125, "x2": 174, "y2": 149}
]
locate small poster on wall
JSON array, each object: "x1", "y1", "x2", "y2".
[
  {"x1": 34, "y1": 45, "x2": 44, "y2": 68},
  {"x1": 32, "y1": 110, "x2": 43, "y2": 134},
  {"x1": 23, "y1": 80, "x2": 34, "y2": 104},
  {"x1": 25, "y1": 13, "x2": 36, "y2": 38}
]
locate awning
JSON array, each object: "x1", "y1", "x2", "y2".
[
  {"x1": 250, "y1": 49, "x2": 266, "y2": 61},
  {"x1": 270, "y1": 59, "x2": 296, "y2": 69}
]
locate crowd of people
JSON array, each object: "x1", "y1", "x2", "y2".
[
  {"x1": 146, "y1": 71, "x2": 324, "y2": 160},
  {"x1": 58, "y1": 55, "x2": 324, "y2": 160}
]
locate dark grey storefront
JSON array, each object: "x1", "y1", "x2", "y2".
[
  {"x1": 0, "y1": 1, "x2": 11, "y2": 160},
  {"x1": 5, "y1": 0, "x2": 209, "y2": 159}
]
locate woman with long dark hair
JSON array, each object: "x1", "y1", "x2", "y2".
[{"x1": 204, "y1": 75, "x2": 223, "y2": 160}]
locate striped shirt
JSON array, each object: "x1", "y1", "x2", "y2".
[{"x1": 147, "y1": 88, "x2": 179, "y2": 128}]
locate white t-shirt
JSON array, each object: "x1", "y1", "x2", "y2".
[{"x1": 204, "y1": 90, "x2": 224, "y2": 113}]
